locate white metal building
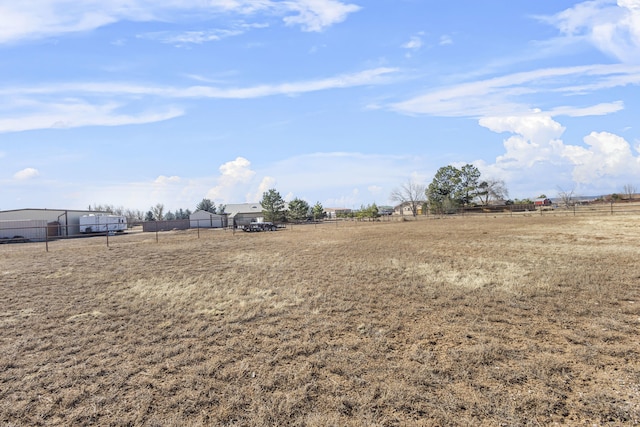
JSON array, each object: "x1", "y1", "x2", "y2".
[
  {"x1": 189, "y1": 210, "x2": 228, "y2": 228},
  {"x1": 0, "y1": 209, "x2": 109, "y2": 237}
]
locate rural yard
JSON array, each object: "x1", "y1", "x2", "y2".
[{"x1": 1, "y1": 215, "x2": 639, "y2": 426}]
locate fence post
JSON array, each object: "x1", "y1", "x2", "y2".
[
  {"x1": 611, "y1": 201, "x2": 614, "y2": 215},
  {"x1": 106, "y1": 229, "x2": 109, "y2": 247},
  {"x1": 45, "y1": 226, "x2": 49, "y2": 252}
]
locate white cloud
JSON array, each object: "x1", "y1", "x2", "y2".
[
  {"x1": 439, "y1": 35, "x2": 453, "y2": 46},
  {"x1": 281, "y1": 0, "x2": 361, "y2": 32},
  {"x1": 0, "y1": 68, "x2": 398, "y2": 99},
  {"x1": 479, "y1": 114, "x2": 565, "y2": 145},
  {"x1": 154, "y1": 175, "x2": 181, "y2": 185},
  {"x1": 13, "y1": 167, "x2": 40, "y2": 180},
  {"x1": 550, "y1": 101, "x2": 624, "y2": 117},
  {"x1": 477, "y1": 113, "x2": 640, "y2": 197},
  {"x1": 0, "y1": 0, "x2": 360, "y2": 44},
  {"x1": 206, "y1": 157, "x2": 257, "y2": 202},
  {"x1": 139, "y1": 29, "x2": 244, "y2": 45},
  {"x1": 402, "y1": 35, "x2": 423, "y2": 50},
  {"x1": 0, "y1": 67, "x2": 397, "y2": 133},
  {"x1": 402, "y1": 32, "x2": 426, "y2": 58},
  {"x1": 0, "y1": 100, "x2": 184, "y2": 133},
  {"x1": 248, "y1": 176, "x2": 277, "y2": 202},
  {"x1": 540, "y1": 0, "x2": 640, "y2": 64},
  {"x1": 180, "y1": 67, "x2": 398, "y2": 98},
  {"x1": 562, "y1": 131, "x2": 640, "y2": 183}
]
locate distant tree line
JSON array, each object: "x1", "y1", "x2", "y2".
[
  {"x1": 90, "y1": 198, "x2": 226, "y2": 224},
  {"x1": 89, "y1": 177, "x2": 637, "y2": 226},
  {"x1": 260, "y1": 189, "x2": 325, "y2": 223}
]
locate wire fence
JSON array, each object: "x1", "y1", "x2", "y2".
[
  {"x1": 428, "y1": 201, "x2": 640, "y2": 218},
  {"x1": 1, "y1": 202, "x2": 639, "y2": 253}
]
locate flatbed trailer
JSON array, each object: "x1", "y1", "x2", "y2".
[{"x1": 242, "y1": 222, "x2": 277, "y2": 232}]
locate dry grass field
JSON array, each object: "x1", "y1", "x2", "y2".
[{"x1": 1, "y1": 215, "x2": 639, "y2": 426}]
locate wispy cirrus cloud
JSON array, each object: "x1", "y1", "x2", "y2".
[
  {"x1": 139, "y1": 29, "x2": 245, "y2": 45},
  {"x1": 0, "y1": 67, "x2": 398, "y2": 99},
  {"x1": 0, "y1": 0, "x2": 360, "y2": 44},
  {"x1": 0, "y1": 67, "x2": 397, "y2": 133},
  {"x1": 391, "y1": 64, "x2": 639, "y2": 118},
  {"x1": 0, "y1": 99, "x2": 184, "y2": 133},
  {"x1": 439, "y1": 34, "x2": 453, "y2": 46}
]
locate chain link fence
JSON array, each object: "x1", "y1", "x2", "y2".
[{"x1": 2, "y1": 202, "x2": 639, "y2": 252}]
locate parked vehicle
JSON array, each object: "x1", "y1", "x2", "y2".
[
  {"x1": 242, "y1": 221, "x2": 277, "y2": 232},
  {"x1": 80, "y1": 214, "x2": 127, "y2": 233}
]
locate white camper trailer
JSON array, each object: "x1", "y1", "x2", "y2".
[{"x1": 79, "y1": 214, "x2": 127, "y2": 233}]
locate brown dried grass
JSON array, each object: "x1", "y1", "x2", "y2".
[{"x1": 1, "y1": 216, "x2": 639, "y2": 426}]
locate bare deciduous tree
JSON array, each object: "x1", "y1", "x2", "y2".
[
  {"x1": 151, "y1": 203, "x2": 165, "y2": 221},
  {"x1": 390, "y1": 180, "x2": 427, "y2": 217},
  {"x1": 557, "y1": 186, "x2": 575, "y2": 209},
  {"x1": 623, "y1": 183, "x2": 637, "y2": 201}
]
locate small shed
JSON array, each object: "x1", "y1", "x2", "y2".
[{"x1": 189, "y1": 210, "x2": 228, "y2": 228}]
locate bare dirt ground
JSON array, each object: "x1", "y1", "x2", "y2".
[{"x1": 1, "y1": 215, "x2": 639, "y2": 426}]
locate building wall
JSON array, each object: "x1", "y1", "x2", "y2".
[
  {"x1": 189, "y1": 211, "x2": 227, "y2": 228},
  {"x1": 0, "y1": 220, "x2": 48, "y2": 241}
]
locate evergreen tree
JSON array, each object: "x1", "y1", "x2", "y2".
[
  {"x1": 196, "y1": 198, "x2": 216, "y2": 213},
  {"x1": 311, "y1": 202, "x2": 325, "y2": 220},
  {"x1": 260, "y1": 189, "x2": 286, "y2": 223},
  {"x1": 287, "y1": 198, "x2": 310, "y2": 222}
]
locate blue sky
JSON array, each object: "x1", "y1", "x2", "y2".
[{"x1": 1, "y1": 0, "x2": 639, "y2": 212}]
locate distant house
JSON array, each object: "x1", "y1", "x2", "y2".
[
  {"x1": 534, "y1": 198, "x2": 552, "y2": 207},
  {"x1": 224, "y1": 203, "x2": 264, "y2": 227},
  {"x1": 324, "y1": 208, "x2": 352, "y2": 219},
  {"x1": 189, "y1": 210, "x2": 228, "y2": 228},
  {"x1": 377, "y1": 205, "x2": 394, "y2": 216},
  {"x1": 393, "y1": 201, "x2": 426, "y2": 216}
]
